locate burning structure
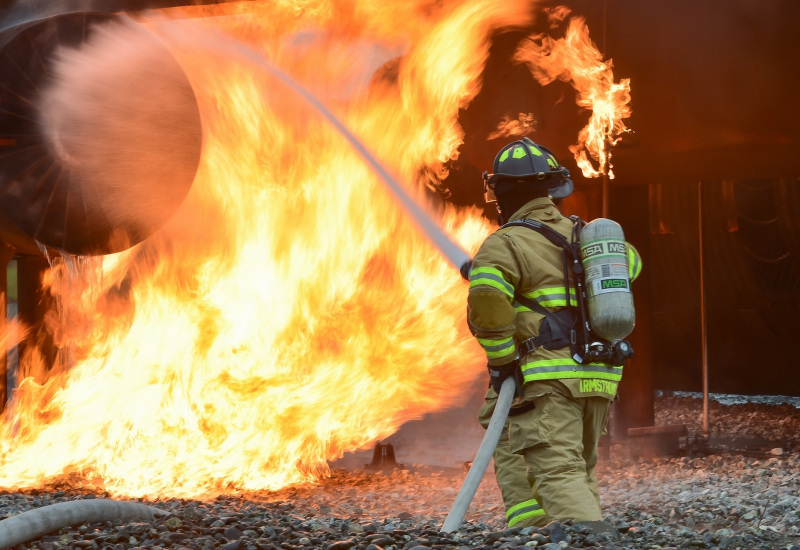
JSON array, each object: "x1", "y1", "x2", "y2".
[{"x1": 0, "y1": 0, "x2": 799, "y2": 503}]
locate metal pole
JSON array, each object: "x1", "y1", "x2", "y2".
[
  {"x1": 441, "y1": 377, "x2": 516, "y2": 533},
  {"x1": 698, "y1": 181, "x2": 709, "y2": 438},
  {"x1": 0, "y1": 246, "x2": 15, "y2": 414}
]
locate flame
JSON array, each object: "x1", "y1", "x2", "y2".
[
  {"x1": 515, "y1": 9, "x2": 632, "y2": 178},
  {"x1": 487, "y1": 113, "x2": 537, "y2": 141},
  {"x1": 0, "y1": 1, "x2": 627, "y2": 498}
]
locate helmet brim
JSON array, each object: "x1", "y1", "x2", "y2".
[{"x1": 489, "y1": 170, "x2": 574, "y2": 200}]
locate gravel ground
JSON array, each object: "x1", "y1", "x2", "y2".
[
  {"x1": 1, "y1": 394, "x2": 799, "y2": 550},
  {"x1": 654, "y1": 394, "x2": 800, "y2": 453}
]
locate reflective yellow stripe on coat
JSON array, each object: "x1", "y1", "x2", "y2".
[
  {"x1": 521, "y1": 358, "x2": 623, "y2": 383},
  {"x1": 469, "y1": 267, "x2": 514, "y2": 300},
  {"x1": 514, "y1": 286, "x2": 577, "y2": 312},
  {"x1": 476, "y1": 336, "x2": 516, "y2": 362}
]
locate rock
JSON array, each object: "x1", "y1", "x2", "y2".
[
  {"x1": 225, "y1": 526, "x2": 245, "y2": 540},
  {"x1": 367, "y1": 534, "x2": 395, "y2": 546},
  {"x1": 530, "y1": 533, "x2": 548, "y2": 545},
  {"x1": 547, "y1": 522, "x2": 568, "y2": 544},
  {"x1": 328, "y1": 540, "x2": 356, "y2": 550},
  {"x1": 0, "y1": 396, "x2": 796, "y2": 550}
]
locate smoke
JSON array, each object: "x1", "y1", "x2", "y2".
[
  {"x1": 38, "y1": 17, "x2": 202, "y2": 246},
  {"x1": 333, "y1": 377, "x2": 489, "y2": 470}
]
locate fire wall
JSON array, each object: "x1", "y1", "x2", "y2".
[{"x1": 2, "y1": 0, "x2": 799, "y2": 422}]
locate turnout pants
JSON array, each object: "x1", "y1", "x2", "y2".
[
  {"x1": 478, "y1": 388, "x2": 548, "y2": 528},
  {"x1": 506, "y1": 380, "x2": 610, "y2": 523}
]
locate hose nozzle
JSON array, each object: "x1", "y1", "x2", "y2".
[{"x1": 459, "y1": 260, "x2": 473, "y2": 281}]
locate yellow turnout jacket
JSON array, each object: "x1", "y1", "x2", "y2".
[{"x1": 468, "y1": 197, "x2": 621, "y2": 400}]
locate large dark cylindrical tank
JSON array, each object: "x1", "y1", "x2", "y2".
[{"x1": 0, "y1": 5, "x2": 203, "y2": 256}]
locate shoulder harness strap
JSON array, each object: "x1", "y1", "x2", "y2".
[{"x1": 499, "y1": 216, "x2": 588, "y2": 358}]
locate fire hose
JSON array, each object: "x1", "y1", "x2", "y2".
[
  {"x1": 0, "y1": 13, "x2": 480, "y2": 545},
  {"x1": 0, "y1": 375, "x2": 510, "y2": 546},
  {"x1": 441, "y1": 375, "x2": 515, "y2": 533},
  {"x1": 0, "y1": 499, "x2": 168, "y2": 550}
]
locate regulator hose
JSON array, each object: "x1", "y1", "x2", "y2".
[
  {"x1": 0, "y1": 498, "x2": 168, "y2": 550},
  {"x1": 441, "y1": 376, "x2": 515, "y2": 533}
]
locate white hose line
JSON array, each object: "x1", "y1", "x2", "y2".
[
  {"x1": 0, "y1": 498, "x2": 168, "y2": 550},
  {"x1": 441, "y1": 376, "x2": 516, "y2": 533}
]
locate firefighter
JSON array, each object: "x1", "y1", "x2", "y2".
[
  {"x1": 475, "y1": 242, "x2": 641, "y2": 530},
  {"x1": 467, "y1": 137, "x2": 629, "y2": 539}
]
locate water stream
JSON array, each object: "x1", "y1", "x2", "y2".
[
  {"x1": 152, "y1": 19, "x2": 474, "y2": 272},
  {"x1": 0, "y1": 6, "x2": 474, "y2": 271}
]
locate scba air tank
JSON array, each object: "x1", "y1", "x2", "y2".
[{"x1": 579, "y1": 218, "x2": 635, "y2": 341}]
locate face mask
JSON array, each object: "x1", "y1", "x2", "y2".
[{"x1": 482, "y1": 171, "x2": 498, "y2": 206}]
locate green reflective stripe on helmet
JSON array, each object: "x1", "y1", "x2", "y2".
[
  {"x1": 527, "y1": 145, "x2": 543, "y2": 157},
  {"x1": 521, "y1": 358, "x2": 623, "y2": 383},
  {"x1": 470, "y1": 267, "x2": 514, "y2": 298},
  {"x1": 512, "y1": 146, "x2": 527, "y2": 159},
  {"x1": 477, "y1": 336, "x2": 515, "y2": 359},
  {"x1": 507, "y1": 499, "x2": 545, "y2": 527},
  {"x1": 498, "y1": 149, "x2": 510, "y2": 163}
]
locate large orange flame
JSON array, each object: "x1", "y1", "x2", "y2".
[
  {"x1": 515, "y1": 8, "x2": 632, "y2": 178},
  {"x1": 0, "y1": 1, "x2": 629, "y2": 498}
]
